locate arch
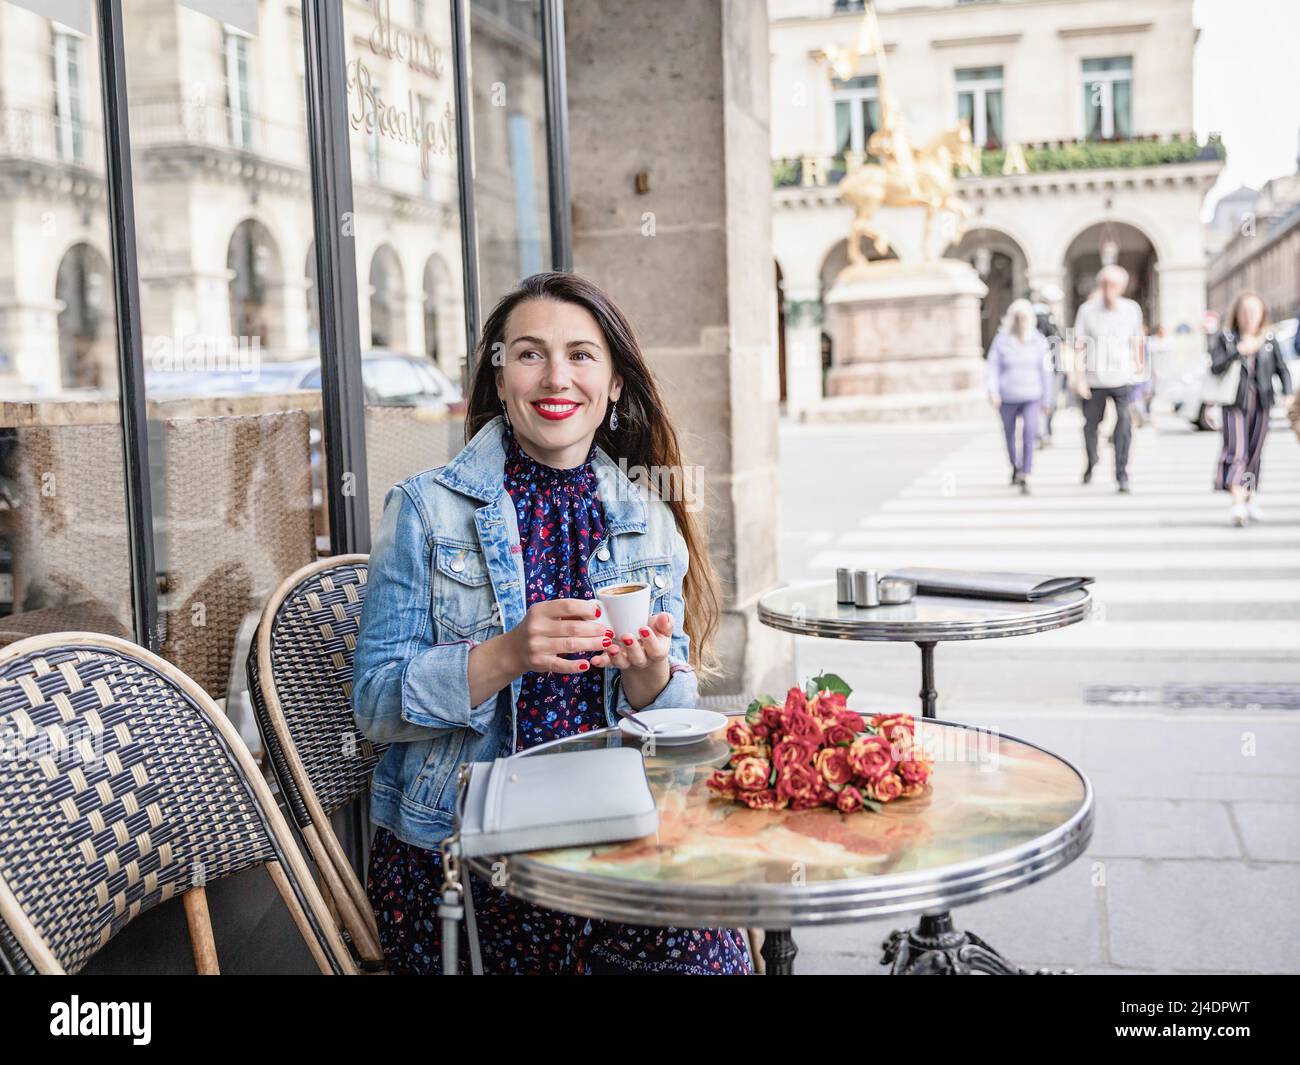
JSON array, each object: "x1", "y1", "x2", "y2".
[
  {"x1": 1061, "y1": 220, "x2": 1160, "y2": 327},
  {"x1": 227, "y1": 218, "x2": 284, "y2": 348},
  {"x1": 55, "y1": 242, "x2": 116, "y2": 390},
  {"x1": 368, "y1": 244, "x2": 407, "y2": 352},
  {"x1": 945, "y1": 226, "x2": 1030, "y2": 352}
]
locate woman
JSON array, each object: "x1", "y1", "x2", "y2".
[
  {"x1": 352, "y1": 272, "x2": 751, "y2": 974},
  {"x1": 986, "y1": 298, "x2": 1055, "y2": 494},
  {"x1": 1209, "y1": 291, "x2": 1294, "y2": 526}
]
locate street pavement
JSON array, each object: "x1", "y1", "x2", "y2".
[{"x1": 773, "y1": 404, "x2": 1300, "y2": 974}]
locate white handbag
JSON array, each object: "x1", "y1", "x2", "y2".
[
  {"x1": 436, "y1": 746, "x2": 658, "y2": 974},
  {"x1": 1201, "y1": 357, "x2": 1242, "y2": 407}
]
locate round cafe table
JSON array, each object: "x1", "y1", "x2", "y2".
[
  {"x1": 755, "y1": 580, "x2": 1092, "y2": 972},
  {"x1": 466, "y1": 717, "x2": 1093, "y2": 976}
]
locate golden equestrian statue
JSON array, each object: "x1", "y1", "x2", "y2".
[{"x1": 819, "y1": 3, "x2": 977, "y2": 265}]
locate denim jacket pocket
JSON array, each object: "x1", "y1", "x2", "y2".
[
  {"x1": 432, "y1": 540, "x2": 498, "y2": 638},
  {"x1": 411, "y1": 728, "x2": 471, "y2": 812}
]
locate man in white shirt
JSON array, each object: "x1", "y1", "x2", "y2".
[{"x1": 1070, "y1": 265, "x2": 1146, "y2": 492}]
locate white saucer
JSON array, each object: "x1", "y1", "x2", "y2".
[{"x1": 617, "y1": 707, "x2": 728, "y2": 746}]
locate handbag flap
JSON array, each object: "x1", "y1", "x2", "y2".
[{"x1": 457, "y1": 746, "x2": 657, "y2": 858}]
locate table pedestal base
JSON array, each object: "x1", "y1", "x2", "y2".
[
  {"x1": 882, "y1": 913, "x2": 1065, "y2": 975},
  {"x1": 760, "y1": 929, "x2": 798, "y2": 975}
]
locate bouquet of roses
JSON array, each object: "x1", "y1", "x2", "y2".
[{"x1": 706, "y1": 672, "x2": 933, "y2": 813}]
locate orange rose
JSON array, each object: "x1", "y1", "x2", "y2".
[
  {"x1": 724, "y1": 720, "x2": 754, "y2": 748},
  {"x1": 733, "y1": 756, "x2": 771, "y2": 792},
  {"x1": 869, "y1": 774, "x2": 903, "y2": 803},
  {"x1": 707, "y1": 770, "x2": 738, "y2": 796},
  {"x1": 848, "y1": 734, "x2": 896, "y2": 782},
  {"x1": 898, "y1": 750, "x2": 933, "y2": 786},
  {"x1": 815, "y1": 746, "x2": 854, "y2": 787},
  {"x1": 741, "y1": 788, "x2": 787, "y2": 811},
  {"x1": 871, "y1": 713, "x2": 916, "y2": 746}
]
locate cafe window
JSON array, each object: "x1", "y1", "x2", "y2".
[
  {"x1": 1082, "y1": 56, "x2": 1133, "y2": 141},
  {"x1": 956, "y1": 66, "x2": 1003, "y2": 151},
  {"x1": 832, "y1": 74, "x2": 881, "y2": 160},
  {"x1": 1, "y1": 0, "x2": 570, "y2": 679},
  {"x1": 1, "y1": 1, "x2": 132, "y2": 648}
]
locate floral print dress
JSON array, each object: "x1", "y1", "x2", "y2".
[{"x1": 365, "y1": 423, "x2": 752, "y2": 975}]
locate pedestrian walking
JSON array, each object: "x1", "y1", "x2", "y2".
[
  {"x1": 987, "y1": 299, "x2": 1055, "y2": 494},
  {"x1": 1070, "y1": 265, "x2": 1145, "y2": 493},
  {"x1": 1210, "y1": 291, "x2": 1294, "y2": 526}
]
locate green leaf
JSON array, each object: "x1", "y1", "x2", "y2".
[
  {"x1": 810, "y1": 672, "x2": 852, "y2": 697},
  {"x1": 862, "y1": 798, "x2": 885, "y2": 813}
]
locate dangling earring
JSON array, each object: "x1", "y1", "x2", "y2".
[
  {"x1": 608, "y1": 401, "x2": 619, "y2": 431},
  {"x1": 500, "y1": 398, "x2": 512, "y2": 429}
]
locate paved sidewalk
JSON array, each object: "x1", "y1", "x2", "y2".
[{"x1": 777, "y1": 408, "x2": 1300, "y2": 974}]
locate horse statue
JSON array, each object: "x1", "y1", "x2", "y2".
[{"x1": 837, "y1": 121, "x2": 976, "y2": 265}]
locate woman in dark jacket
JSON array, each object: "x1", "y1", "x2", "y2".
[{"x1": 1209, "y1": 291, "x2": 1294, "y2": 525}]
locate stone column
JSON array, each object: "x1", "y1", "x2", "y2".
[{"x1": 564, "y1": 0, "x2": 792, "y2": 698}]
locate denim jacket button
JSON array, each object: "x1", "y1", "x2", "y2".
[
  {"x1": 654, "y1": 574, "x2": 668, "y2": 588},
  {"x1": 450, "y1": 556, "x2": 465, "y2": 573},
  {"x1": 596, "y1": 546, "x2": 610, "y2": 561}
]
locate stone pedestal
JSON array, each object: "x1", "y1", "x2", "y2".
[{"x1": 816, "y1": 258, "x2": 988, "y2": 422}]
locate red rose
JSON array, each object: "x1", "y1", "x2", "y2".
[
  {"x1": 814, "y1": 746, "x2": 854, "y2": 787},
  {"x1": 772, "y1": 737, "x2": 814, "y2": 771},
  {"x1": 783, "y1": 685, "x2": 807, "y2": 715},
  {"x1": 783, "y1": 707, "x2": 825, "y2": 747},
  {"x1": 848, "y1": 734, "x2": 896, "y2": 782},
  {"x1": 824, "y1": 722, "x2": 856, "y2": 747},
  {"x1": 724, "y1": 720, "x2": 754, "y2": 748},
  {"x1": 733, "y1": 756, "x2": 771, "y2": 792},
  {"x1": 836, "y1": 785, "x2": 866, "y2": 814},
  {"x1": 752, "y1": 722, "x2": 771, "y2": 740},
  {"x1": 760, "y1": 705, "x2": 784, "y2": 732},
  {"x1": 707, "y1": 770, "x2": 738, "y2": 796},
  {"x1": 869, "y1": 774, "x2": 903, "y2": 803},
  {"x1": 776, "y1": 762, "x2": 819, "y2": 802},
  {"x1": 837, "y1": 710, "x2": 866, "y2": 733},
  {"x1": 807, "y1": 693, "x2": 842, "y2": 729},
  {"x1": 741, "y1": 788, "x2": 787, "y2": 811},
  {"x1": 729, "y1": 744, "x2": 760, "y2": 766}
]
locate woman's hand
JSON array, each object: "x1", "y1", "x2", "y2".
[
  {"x1": 588, "y1": 611, "x2": 674, "y2": 710},
  {"x1": 988, "y1": 394, "x2": 1001, "y2": 410},
  {"x1": 505, "y1": 597, "x2": 610, "y2": 675}
]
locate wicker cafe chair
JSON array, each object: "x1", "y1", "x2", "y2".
[
  {"x1": 0, "y1": 633, "x2": 357, "y2": 975},
  {"x1": 247, "y1": 556, "x2": 387, "y2": 969}
]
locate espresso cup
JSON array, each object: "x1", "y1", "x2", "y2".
[{"x1": 596, "y1": 581, "x2": 652, "y2": 639}]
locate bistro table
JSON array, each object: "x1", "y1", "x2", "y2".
[
  {"x1": 754, "y1": 580, "x2": 1092, "y2": 973},
  {"x1": 466, "y1": 717, "x2": 1093, "y2": 975}
]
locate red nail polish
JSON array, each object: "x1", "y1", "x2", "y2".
[
  {"x1": 622, "y1": 636, "x2": 634, "y2": 645},
  {"x1": 595, "y1": 606, "x2": 601, "y2": 617},
  {"x1": 638, "y1": 627, "x2": 650, "y2": 637},
  {"x1": 578, "y1": 661, "x2": 589, "y2": 670},
  {"x1": 602, "y1": 638, "x2": 612, "y2": 647},
  {"x1": 605, "y1": 629, "x2": 613, "y2": 638}
]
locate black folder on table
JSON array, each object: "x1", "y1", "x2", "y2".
[{"x1": 882, "y1": 568, "x2": 1094, "y2": 602}]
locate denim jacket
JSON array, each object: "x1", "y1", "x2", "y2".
[{"x1": 352, "y1": 415, "x2": 698, "y2": 850}]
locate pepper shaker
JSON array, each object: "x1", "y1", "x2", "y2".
[{"x1": 836, "y1": 567, "x2": 854, "y2": 604}]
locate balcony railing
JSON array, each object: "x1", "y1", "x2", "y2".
[
  {"x1": 773, "y1": 131, "x2": 1226, "y2": 189},
  {"x1": 0, "y1": 108, "x2": 102, "y2": 171}
]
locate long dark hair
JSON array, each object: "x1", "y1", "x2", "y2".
[{"x1": 465, "y1": 272, "x2": 722, "y2": 678}]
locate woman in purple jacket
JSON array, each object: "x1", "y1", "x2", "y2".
[{"x1": 986, "y1": 299, "x2": 1057, "y2": 495}]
